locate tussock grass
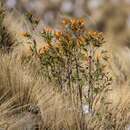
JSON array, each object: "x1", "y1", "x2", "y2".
[{"x1": 0, "y1": 52, "x2": 83, "y2": 130}]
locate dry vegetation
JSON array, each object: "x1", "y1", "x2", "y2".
[{"x1": 0, "y1": 2, "x2": 130, "y2": 130}]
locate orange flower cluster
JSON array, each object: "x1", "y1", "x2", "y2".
[
  {"x1": 62, "y1": 18, "x2": 86, "y2": 32},
  {"x1": 38, "y1": 18, "x2": 104, "y2": 57},
  {"x1": 62, "y1": 18, "x2": 85, "y2": 26},
  {"x1": 87, "y1": 31, "x2": 104, "y2": 47}
]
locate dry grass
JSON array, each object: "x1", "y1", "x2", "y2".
[{"x1": 0, "y1": 52, "x2": 84, "y2": 130}]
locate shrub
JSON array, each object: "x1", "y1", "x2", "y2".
[{"x1": 22, "y1": 17, "x2": 112, "y2": 114}]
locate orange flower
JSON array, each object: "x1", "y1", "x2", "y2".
[
  {"x1": 79, "y1": 18, "x2": 86, "y2": 26},
  {"x1": 88, "y1": 31, "x2": 97, "y2": 36},
  {"x1": 55, "y1": 31, "x2": 62, "y2": 40},
  {"x1": 93, "y1": 32, "x2": 97, "y2": 35},
  {"x1": 77, "y1": 36, "x2": 85, "y2": 46},
  {"x1": 21, "y1": 32, "x2": 31, "y2": 37},
  {"x1": 70, "y1": 19, "x2": 77, "y2": 25},
  {"x1": 62, "y1": 18, "x2": 69, "y2": 25},
  {"x1": 79, "y1": 36, "x2": 85, "y2": 42},
  {"x1": 88, "y1": 31, "x2": 103, "y2": 38}
]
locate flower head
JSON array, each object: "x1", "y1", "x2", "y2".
[
  {"x1": 79, "y1": 18, "x2": 86, "y2": 26},
  {"x1": 88, "y1": 31, "x2": 103, "y2": 39},
  {"x1": 70, "y1": 19, "x2": 77, "y2": 25},
  {"x1": 21, "y1": 32, "x2": 31, "y2": 38},
  {"x1": 62, "y1": 18, "x2": 70, "y2": 25},
  {"x1": 55, "y1": 31, "x2": 63, "y2": 40}
]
